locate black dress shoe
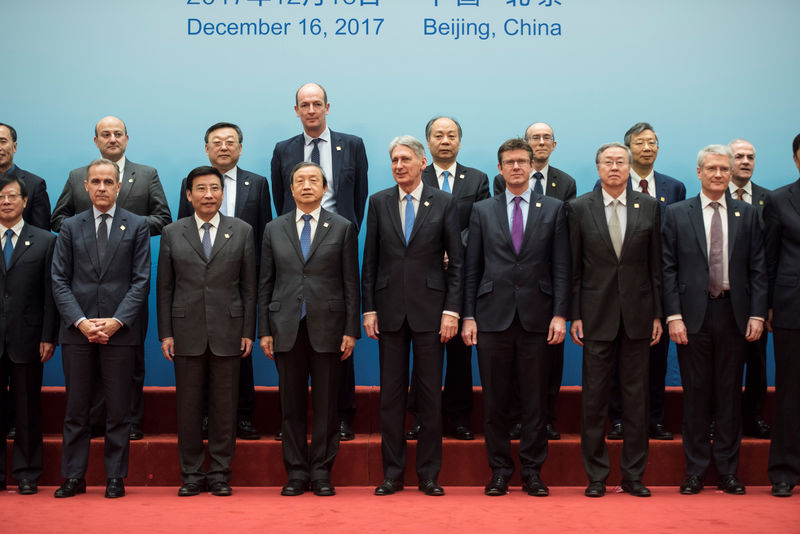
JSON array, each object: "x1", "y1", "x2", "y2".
[
  {"x1": 484, "y1": 475, "x2": 508, "y2": 496},
  {"x1": 509, "y1": 423, "x2": 522, "y2": 440},
  {"x1": 546, "y1": 424, "x2": 561, "y2": 440},
  {"x1": 105, "y1": 478, "x2": 125, "y2": 498},
  {"x1": 209, "y1": 481, "x2": 233, "y2": 496},
  {"x1": 680, "y1": 475, "x2": 703, "y2": 495},
  {"x1": 743, "y1": 418, "x2": 771, "y2": 439},
  {"x1": 418, "y1": 479, "x2": 444, "y2": 496},
  {"x1": 7, "y1": 426, "x2": 15, "y2": 439},
  {"x1": 281, "y1": 479, "x2": 308, "y2": 496},
  {"x1": 17, "y1": 479, "x2": 38, "y2": 495},
  {"x1": 178, "y1": 482, "x2": 204, "y2": 497},
  {"x1": 621, "y1": 480, "x2": 651, "y2": 497},
  {"x1": 405, "y1": 422, "x2": 421, "y2": 440},
  {"x1": 311, "y1": 479, "x2": 336, "y2": 496},
  {"x1": 450, "y1": 425, "x2": 475, "y2": 441},
  {"x1": 522, "y1": 475, "x2": 549, "y2": 496},
  {"x1": 772, "y1": 481, "x2": 793, "y2": 497},
  {"x1": 649, "y1": 424, "x2": 673, "y2": 440},
  {"x1": 274, "y1": 430, "x2": 283, "y2": 441},
  {"x1": 129, "y1": 425, "x2": 144, "y2": 441},
  {"x1": 202, "y1": 416, "x2": 209, "y2": 439},
  {"x1": 54, "y1": 478, "x2": 86, "y2": 498},
  {"x1": 237, "y1": 417, "x2": 260, "y2": 440},
  {"x1": 585, "y1": 481, "x2": 605, "y2": 497},
  {"x1": 607, "y1": 423, "x2": 623, "y2": 440},
  {"x1": 374, "y1": 479, "x2": 403, "y2": 495},
  {"x1": 718, "y1": 475, "x2": 745, "y2": 495},
  {"x1": 339, "y1": 420, "x2": 355, "y2": 441}
]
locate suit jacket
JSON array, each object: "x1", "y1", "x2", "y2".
[
  {"x1": 662, "y1": 195, "x2": 768, "y2": 335},
  {"x1": 362, "y1": 184, "x2": 462, "y2": 332},
  {"x1": 51, "y1": 159, "x2": 172, "y2": 235},
  {"x1": 178, "y1": 167, "x2": 272, "y2": 265},
  {"x1": 0, "y1": 223, "x2": 58, "y2": 363},
  {"x1": 762, "y1": 179, "x2": 800, "y2": 329},
  {"x1": 271, "y1": 130, "x2": 368, "y2": 231},
  {"x1": 463, "y1": 193, "x2": 570, "y2": 332},
  {"x1": 493, "y1": 165, "x2": 577, "y2": 201},
  {"x1": 4, "y1": 165, "x2": 51, "y2": 230},
  {"x1": 750, "y1": 181, "x2": 769, "y2": 228},
  {"x1": 422, "y1": 163, "x2": 490, "y2": 232},
  {"x1": 258, "y1": 209, "x2": 360, "y2": 353},
  {"x1": 157, "y1": 214, "x2": 257, "y2": 357},
  {"x1": 51, "y1": 207, "x2": 151, "y2": 346},
  {"x1": 568, "y1": 189, "x2": 663, "y2": 341},
  {"x1": 593, "y1": 171, "x2": 687, "y2": 222}
]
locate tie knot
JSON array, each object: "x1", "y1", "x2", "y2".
[
  {"x1": 442, "y1": 170, "x2": 450, "y2": 179},
  {"x1": 312, "y1": 138, "x2": 321, "y2": 147},
  {"x1": 513, "y1": 196, "x2": 523, "y2": 207},
  {"x1": 710, "y1": 201, "x2": 720, "y2": 211},
  {"x1": 302, "y1": 214, "x2": 312, "y2": 223},
  {"x1": 100, "y1": 213, "x2": 110, "y2": 222},
  {"x1": 534, "y1": 172, "x2": 544, "y2": 180},
  {"x1": 202, "y1": 222, "x2": 212, "y2": 231},
  {"x1": 5, "y1": 229, "x2": 13, "y2": 239},
  {"x1": 611, "y1": 199, "x2": 620, "y2": 207},
  {"x1": 405, "y1": 193, "x2": 414, "y2": 202}
]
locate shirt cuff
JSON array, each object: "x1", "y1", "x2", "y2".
[
  {"x1": 113, "y1": 318, "x2": 124, "y2": 326},
  {"x1": 749, "y1": 316, "x2": 765, "y2": 322},
  {"x1": 443, "y1": 310, "x2": 460, "y2": 319},
  {"x1": 74, "y1": 317, "x2": 88, "y2": 328},
  {"x1": 363, "y1": 311, "x2": 377, "y2": 317},
  {"x1": 666, "y1": 314, "x2": 682, "y2": 323}
]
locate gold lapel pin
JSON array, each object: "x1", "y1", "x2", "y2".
[
  {"x1": 734, "y1": 211, "x2": 741, "y2": 217},
  {"x1": 634, "y1": 203, "x2": 640, "y2": 208},
  {"x1": 759, "y1": 200, "x2": 764, "y2": 205},
  {"x1": 336, "y1": 146, "x2": 342, "y2": 151},
  {"x1": 323, "y1": 222, "x2": 329, "y2": 227},
  {"x1": 128, "y1": 178, "x2": 134, "y2": 183},
  {"x1": 551, "y1": 182, "x2": 556, "y2": 188},
  {"x1": 224, "y1": 233, "x2": 231, "y2": 238},
  {"x1": 120, "y1": 225, "x2": 126, "y2": 231},
  {"x1": 24, "y1": 241, "x2": 30, "y2": 246},
  {"x1": 423, "y1": 201, "x2": 430, "y2": 207},
  {"x1": 459, "y1": 174, "x2": 465, "y2": 179},
  {"x1": 660, "y1": 196, "x2": 665, "y2": 202},
  {"x1": 244, "y1": 181, "x2": 249, "y2": 186},
  {"x1": 535, "y1": 202, "x2": 542, "y2": 208}
]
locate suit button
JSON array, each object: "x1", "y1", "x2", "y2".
[
  {"x1": 514, "y1": 285, "x2": 519, "y2": 290},
  {"x1": 297, "y1": 296, "x2": 302, "y2": 302}
]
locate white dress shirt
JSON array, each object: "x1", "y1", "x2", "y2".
[
  {"x1": 194, "y1": 212, "x2": 220, "y2": 247},
  {"x1": 433, "y1": 162, "x2": 456, "y2": 193},
  {"x1": 728, "y1": 180, "x2": 752, "y2": 204},
  {"x1": 529, "y1": 164, "x2": 549, "y2": 192},
  {"x1": 0, "y1": 218, "x2": 24, "y2": 249},
  {"x1": 631, "y1": 168, "x2": 656, "y2": 199},
  {"x1": 220, "y1": 166, "x2": 238, "y2": 216},
  {"x1": 295, "y1": 205, "x2": 322, "y2": 245},
  {"x1": 93, "y1": 204, "x2": 117, "y2": 237},
  {"x1": 504, "y1": 187, "x2": 531, "y2": 231},
  {"x1": 303, "y1": 127, "x2": 336, "y2": 212}
]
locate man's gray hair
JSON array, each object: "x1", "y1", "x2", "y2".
[
  {"x1": 595, "y1": 142, "x2": 632, "y2": 164},
  {"x1": 86, "y1": 158, "x2": 120, "y2": 182},
  {"x1": 389, "y1": 135, "x2": 426, "y2": 159},
  {"x1": 623, "y1": 122, "x2": 658, "y2": 147},
  {"x1": 728, "y1": 138, "x2": 755, "y2": 155},
  {"x1": 698, "y1": 144, "x2": 734, "y2": 168}
]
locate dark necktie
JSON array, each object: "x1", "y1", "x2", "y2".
[
  {"x1": 708, "y1": 202, "x2": 723, "y2": 297},
  {"x1": 736, "y1": 188, "x2": 745, "y2": 201},
  {"x1": 202, "y1": 222, "x2": 212, "y2": 260},
  {"x1": 404, "y1": 194, "x2": 415, "y2": 244},
  {"x1": 441, "y1": 170, "x2": 451, "y2": 193},
  {"x1": 300, "y1": 214, "x2": 312, "y2": 318},
  {"x1": 640, "y1": 179, "x2": 649, "y2": 195},
  {"x1": 533, "y1": 172, "x2": 544, "y2": 195},
  {"x1": 311, "y1": 138, "x2": 321, "y2": 165},
  {"x1": 97, "y1": 213, "x2": 110, "y2": 262},
  {"x1": 3, "y1": 229, "x2": 14, "y2": 268},
  {"x1": 511, "y1": 196, "x2": 523, "y2": 253}
]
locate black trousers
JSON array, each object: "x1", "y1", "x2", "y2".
[
  {"x1": 174, "y1": 348, "x2": 240, "y2": 485},
  {"x1": 741, "y1": 333, "x2": 768, "y2": 423},
  {"x1": 61, "y1": 343, "x2": 134, "y2": 479},
  {"x1": 768, "y1": 327, "x2": 800, "y2": 487},
  {"x1": 379, "y1": 320, "x2": 443, "y2": 481},
  {"x1": 581, "y1": 324, "x2": 650, "y2": 483},
  {"x1": 677, "y1": 297, "x2": 746, "y2": 477},
  {"x1": 507, "y1": 341, "x2": 564, "y2": 427},
  {"x1": 0, "y1": 354, "x2": 43, "y2": 482},
  {"x1": 477, "y1": 316, "x2": 548, "y2": 480},
  {"x1": 275, "y1": 319, "x2": 341, "y2": 482}
]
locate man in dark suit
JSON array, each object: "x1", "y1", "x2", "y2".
[
  {"x1": 51, "y1": 158, "x2": 151, "y2": 498},
  {"x1": 51, "y1": 116, "x2": 171, "y2": 442},
  {"x1": 0, "y1": 174, "x2": 57, "y2": 495},
  {"x1": 406, "y1": 116, "x2": 490, "y2": 442},
  {"x1": 158, "y1": 166, "x2": 257, "y2": 497},
  {"x1": 663, "y1": 144, "x2": 767, "y2": 495},
  {"x1": 271, "y1": 83, "x2": 368, "y2": 441},
  {"x1": 569, "y1": 142, "x2": 663, "y2": 498},
  {"x1": 0, "y1": 123, "x2": 51, "y2": 230},
  {"x1": 606, "y1": 122, "x2": 686, "y2": 442},
  {"x1": 177, "y1": 122, "x2": 272, "y2": 440},
  {"x1": 494, "y1": 122, "x2": 576, "y2": 440},
  {"x1": 362, "y1": 135, "x2": 462, "y2": 496},
  {"x1": 765, "y1": 133, "x2": 800, "y2": 498},
  {"x1": 259, "y1": 162, "x2": 360, "y2": 497},
  {"x1": 462, "y1": 138, "x2": 569, "y2": 497},
  {"x1": 728, "y1": 138, "x2": 771, "y2": 440}
]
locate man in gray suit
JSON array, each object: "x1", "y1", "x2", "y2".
[
  {"x1": 157, "y1": 166, "x2": 256, "y2": 497},
  {"x1": 259, "y1": 162, "x2": 360, "y2": 497},
  {"x1": 51, "y1": 115, "x2": 171, "y2": 441},
  {"x1": 51, "y1": 158, "x2": 151, "y2": 499}
]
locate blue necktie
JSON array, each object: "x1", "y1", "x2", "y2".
[
  {"x1": 3, "y1": 229, "x2": 14, "y2": 268},
  {"x1": 310, "y1": 138, "x2": 321, "y2": 165},
  {"x1": 533, "y1": 171, "x2": 544, "y2": 195},
  {"x1": 202, "y1": 222, "x2": 212, "y2": 260},
  {"x1": 300, "y1": 214, "x2": 312, "y2": 318},
  {"x1": 404, "y1": 194, "x2": 415, "y2": 244},
  {"x1": 441, "y1": 170, "x2": 451, "y2": 193}
]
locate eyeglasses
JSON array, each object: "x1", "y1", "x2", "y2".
[
  {"x1": 501, "y1": 158, "x2": 531, "y2": 168},
  {"x1": 528, "y1": 135, "x2": 553, "y2": 142},
  {"x1": 0, "y1": 193, "x2": 22, "y2": 202},
  {"x1": 194, "y1": 185, "x2": 222, "y2": 194}
]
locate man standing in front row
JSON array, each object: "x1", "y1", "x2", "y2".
[
  {"x1": 158, "y1": 166, "x2": 256, "y2": 497},
  {"x1": 662, "y1": 145, "x2": 767, "y2": 496},
  {"x1": 569, "y1": 143, "x2": 662, "y2": 498},
  {"x1": 462, "y1": 139, "x2": 570, "y2": 497},
  {"x1": 362, "y1": 135, "x2": 462, "y2": 497},
  {"x1": 51, "y1": 159, "x2": 151, "y2": 498},
  {"x1": 259, "y1": 162, "x2": 360, "y2": 497}
]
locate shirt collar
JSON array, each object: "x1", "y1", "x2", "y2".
[
  {"x1": 505, "y1": 187, "x2": 532, "y2": 205},
  {"x1": 433, "y1": 162, "x2": 457, "y2": 179},
  {"x1": 295, "y1": 205, "x2": 322, "y2": 222},
  {"x1": 529, "y1": 164, "x2": 550, "y2": 179},
  {"x1": 729, "y1": 180, "x2": 752, "y2": 196},
  {"x1": 194, "y1": 211, "x2": 221, "y2": 230},
  {"x1": 630, "y1": 168, "x2": 655, "y2": 184},
  {"x1": 221, "y1": 166, "x2": 238, "y2": 181},
  {"x1": 700, "y1": 191, "x2": 727, "y2": 210},
  {"x1": 0, "y1": 218, "x2": 25, "y2": 236},
  {"x1": 4, "y1": 163, "x2": 17, "y2": 175},
  {"x1": 398, "y1": 180, "x2": 424, "y2": 202},
  {"x1": 602, "y1": 187, "x2": 627, "y2": 207},
  {"x1": 114, "y1": 156, "x2": 126, "y2": 179},
  {"x1": 93, "y1": 204, "x2": 117, "y2": 220},
  {"x1": 303, "y1": 127, "x2": 331, "y2": 146}
]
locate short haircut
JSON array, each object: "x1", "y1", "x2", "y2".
[
  {"x1": 728, "y1": 138, "x2": 755, "y2": 155},
  {"x1": 0, "y1": 123, "x2": 18, "y2": 142},
  {"x1": 623, "y1": 122, "x2": 658, "y2": 147},
  {"x1": 596, "y1": 142, "x2": 633, "y2": 164},
  {"x1": 524, "y1": 122, "x2": 555, "y2": 142},
  {"x1": 295, "y1": 82, "x2": 328, "y2": 105},
  {"x1": 697, "y1": 144, "x2": 734, "y2": 169},
  {"x1": 185, "y1": 165, "x2": 223, "y2": 191},
  {"x1": 94, "y1": 117, "x2": 127, "y2": 137},
  {"x1": 389, "y1": 135, "x2": 426, "y2": 160},
  {"x1": 497, "y1": 138, "x2": 534, "y2": 164},
  {"x1": 425, "y1": 116, "x2": 462, "y2": 140},
  {"x1": 793, "y1": 133, "x2": 800, "y2": 157},
  {"x1": 205, "y1": 122, "x2": 243, "y2": 144},
  {"x1": 86, "y1": 158, "x2": 120, "y2": 182},
  {"x1": 290, "y1": 161, "x2": 328, "y2": 188},
  {"x1": 0, "y1": 173, "x2": 28, "y2": 199}
]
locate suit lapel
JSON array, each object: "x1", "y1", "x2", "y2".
[
  {"x1": 100, "y1": 210, "x2": 127, "y2": 275},
  {"x1": 451, "y1": 164, "x2": 467, "y2": 198},
  {"x1": 589, "y1": 189, "x2": 617, "y2": 259},
  {"x1": 181, "y1": 218, "x2": 208, "y2": 262},
  {"x1": 407, "y1": 185, "x2": 434, "y2": 245},
  {"x1": 385, "y1": 188, "x2": 405, "y2": 244},
  {"x1": 519, "y1": 192, "x2": 543, "y2": 254},
  {"x1": 619, "y1": 192, "x2": 642, "y2": 259},
  {"x1": 330, "y1": 131, "x2": 342, "y2": 193},
  {"x1": 654, "y1": 172, "x2": 668, "y2": 205},
  {"x1": 208, "y1": 215, "x2": 234, "y2": 262},
  {"x1": 6, "y1": 224, "x2": 33, "y2": 270},
  {"x1": 80, "y1": 212, "x2": 102, "y2": 274},
  {"x1": 788, "y1": 180, "x2": 800, "y2": 218},
  {"x1": 493, "y1": 194, "x2": 514, "y2": 251},
  {"x1": 687, "y1": 197, "x2": 708, "y2": 261},
  {"x1": 281, "y1": 211, "x2": 305, "y2": 263},
  {"x1": 545, "y1": 168, "x2": 557, "y2": 197},
  {"x1": 116, "y1": 163, "x2": 134, "y2": 207},
  {"x1": 727, "y1": 201, "x2": 741, "y2": 260},
  {"x1": 234, "y1": 169, "x2": 249, "y2": 217}
]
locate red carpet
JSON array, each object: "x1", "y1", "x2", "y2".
[{"x1": 1, "y1": 486, "x2": 795, "y2": 533}]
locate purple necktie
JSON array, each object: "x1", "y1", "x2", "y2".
[
  {"x1": 708, "y1": 202, "x2": 723, "y2": 297},
  {"x1": 511, "y1": 196, "x2": 523, "y2": 253}
]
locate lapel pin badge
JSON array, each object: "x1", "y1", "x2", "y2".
[
  {"x1": 24, "y1": 241, "x2": 30, "y2": 246},
  {"x1": 660, "y1": 196, "x2": 665, "y2": 202},
  {"x1": 128, "y1": 178, "x2": 134, "y2": 183},
  {"x1": 734, "y1": 211, "x2": 741, "y2": 217},
  {"x1": 759, "y1": 200, "x2": 764, "y2": 205},
  {"x1": 551, "y1": 182, "x2": 556, "y2": 187},
  {"x1": 536, "y1": 202, "x2": 542, "y2": 208},
  {"x1": 459, "y1": 174, "x2": 465, "y2": 179},
  {"x1": 336, "y1": 146, "x2": 342, "y2": 151},
  {"x1": 634, "y1": 203, "x2": 640, "y2": 208},
  {"x1": 120, "y1": 225, "x2": 126, "y2": 231},
  {"x1": 423, "y1": 201, "x2": 430, "y2": 207},
  {"x1": 244, "y1": 181, "x2": 249, "y2": 186},
  {"x1": 224, "y1": 233, "x2": 231, "y2": 238},
  {"x1": 323, "y1": 222, "x2": 329, "y2": 228}
]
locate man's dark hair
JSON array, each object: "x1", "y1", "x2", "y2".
[
  {"x1": 497, "y1": 138, "x2": 534, "y2": 164},
  {"x1": 0, "y1": 173, "x2": 28, "y2": 199},
  {"x1": 0, "y1": 123, "x2": 18, "y2": 142},
  {"x1": 185, "y1": 166, "x2": 223, "y2": 191},
  {"x1": 425, "y1": 116, "x2": 462, "y2": 140},
  {"x1": 290, "y1": 162, "x2": 328, "y2": 188},
  {"x1": 793, "y1": 133, "x2": 800, "y2": 156},
  {"x1": 205, "y1": 122, "x2": 243, "y2": 144}
]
